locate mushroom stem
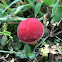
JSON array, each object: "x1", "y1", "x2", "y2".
[{"x1": 29, "y1": 41, "x2": 37, "y2": 45}]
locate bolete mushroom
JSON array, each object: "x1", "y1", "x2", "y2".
[{"x1": 17, "y1": 18, "x2": 44, "y2": 45}]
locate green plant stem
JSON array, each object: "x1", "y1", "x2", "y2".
[
  {"x1": 38, "y1": 17, "x2": 44, "y2": 21},
  {"x1": 16, "y1": 17, "x2": 27, "y2": 20},
  {"x1": 50, "y1": 5, "x2": 62, "y2": 7},
  {"x1": 0, "y1": 16, "x2": 27, "y2": 22},
  {"x1": 0, "y1": 50, "x2": 16, "y2": 54},
  {"x1": 0, "y1": 16, "x2": 44, "y2": 22},
  {"x1": 39, "y1": 11, "x2": 44, "y2": 16}
]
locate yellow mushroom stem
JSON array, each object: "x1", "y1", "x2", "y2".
[{"x1": 29, "y1": 41, "x2": 37, "y2": 45}]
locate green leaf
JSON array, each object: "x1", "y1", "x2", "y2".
[
  {"x1": 9, "y1": 36, "x2": 13, "y2": 41},
  {"x1": 40, "y1": 38, "x2": 47, "y2": 47},
  {"x1": 20, "y1": 50, "x2": 27, "y2": 58},
  {"x1": 51, "y1": 7, "x2": 62, "y2": 23},
  {"x1": 16, "y1": 50, "x2": 27, "y2": 58},
  {"x1": 0, "y1": 22, "x2": 2, "y2": 24},
  {"x1": 54, "y1": 39, "x2": 60, "y2": 43},
  {"x1": 10, "y1": 8, "x2": 16, "y2": 15},
  {"x1": 2, "y1": 0, "x2": 20, "y2": 13},
  {"x1": 53, "y1": 0, "x2": 58, "y2": 4},
  {"x1": 52, "y1": 0, "x2": 59, "y2": 16},
  {"x1": 24, "y1": 44, "x2": 31, "y2": 54},
  {"x1": 14, "y1": 4, "x2": 32, "y2": 15},
  {"x1": 18, "y1": 6, "x2": 31, "y2": 14},
  {"x1": 28, "y1": 51, "x2": 35, "y2": 59},
  {"x1": 2, "y1": 30, "x2": 11, "y2": 36},
  {"x1": 27, "y1": 0, "x2": 32, "y2": 4},
  {"x1": 1, "y1": 0, "x2": 8, "y2": 6},
  {"x1": 1, "y1": 36, "x2": 7, "y2": 46},
  {"x1": 43, "y1": 0, "x2": 54, "y2": 5},
  {"x1": 34, "y1": 2, "x2": 43, "y2": 17},
  {"x1": 31, "y1": 0, "x2": 36, "y2": 3},
  {"x1": 0, "y1": 8, "x2": 3, "y2": 12},
  {"x1": 3, "y1": 23, "x2": 7, "y2": 31},
  {"x1": 14, "y1": 5, "x2": 25, "y2": 15},
  {"x1": 58, "y1": 46, "x2": 62, "y2": 53},
  {"x1": 15, "y1": 50, "x2": 21, "y2": 57},
  {"x1": 0, "y1": 3, "x2": 11, "y2": 10},
  {"x1": 24, "y1": 44, "x2": 35, "y2": 59},
  {"x1": 27, "y1": 0, "x2": 36, "y2": 4},
  {"x1": 0, "y1": 8, "x2": 7, "y2": 17},
  {"x1": 0, "y1": 12, "x2": 7, "y2": 17},
  {"x1": 14, "y1": 42, "x2": 22, "y2": 51},
  {"x1": 0, "y1": 30, "x2": 13, "y2": 41}
]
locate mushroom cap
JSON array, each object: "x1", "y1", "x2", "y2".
[{"x1": 17, "y1": 18, "x2": 44, "y2": 43}]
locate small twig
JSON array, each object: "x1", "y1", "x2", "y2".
[
  {"x1": 54, "y1": 30, "x2": 62, "y2": 36},
  {"x1": 0, "y1": 54, "x2": 9, "y2": 62},
  {"x1": 8, "y1": 22, "x2": 20, "y2": 24},
  {"x1": 20, "y1": 0, "x2": 24, "y2": 3},
  {"x1": 55, "y1": 36, "x2": 62, "y2": 41},
  {"x1": 34, "y1": 41, "x2": 39, "y2": 51},
  {"x1": 48, "y1": 53, "x2": 54, "y2": 62},
  {"x1": 35, "y1": 28, "x2": 59, "y2": 48},
  {"x1": 5, "y1": 54, "x2": 9, "y2": 58},
  {"x1": 52, "y1": 28, "x2": 59, "y2": 33},
  {"x1": 36, "y1": 35, "x2": 49, "y2": 48}
]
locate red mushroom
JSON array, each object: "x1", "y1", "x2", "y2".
[{"x1": 17, "y1": 18, "x2": 44, "y2": 45}]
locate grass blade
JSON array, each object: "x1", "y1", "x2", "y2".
[
  {"x1": 0, "y1": 3, "x2": 11, "y2": 11},
  {"x1": 14, "y1": 4, "x2": 32, "y2": 15},
  {"x1": 2, "y1": 0, "x2": 20, "y2": 13}
]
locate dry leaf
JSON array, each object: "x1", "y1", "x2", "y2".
[
  {"x1": 36, "y1": 0, "x2": 43, "y2": 3},
  {"x1": 55, "y1": 55, "x2": 62, "y2": 60},
  {"x1": 40, "y1": 44, "x2": 62, "y2": 57},
  {"x1": 10, "y1": 58, "x2": 14, "y2": 62}
]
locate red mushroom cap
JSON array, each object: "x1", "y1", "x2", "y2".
[{"x1": 17, "y1": 18, "x2": 44, "y2": 43}]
